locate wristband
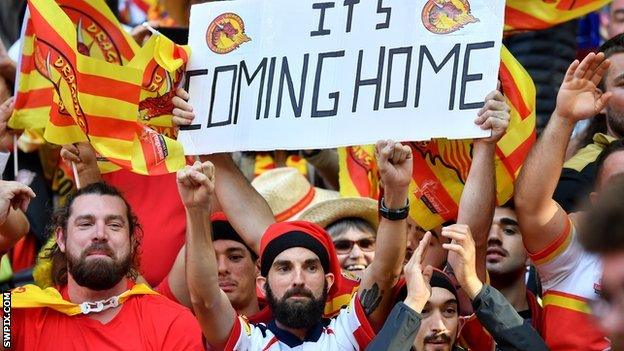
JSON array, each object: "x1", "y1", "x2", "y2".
[{"x1": 379, "y1": 197, "x2": 409, "y2": 220}]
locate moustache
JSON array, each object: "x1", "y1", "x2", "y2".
[
  {"x1": 81, "y1": 242, "x2": 115, "y2": 259},
  {"x1": 282, "y1": 286, "x2": 316, "y2": 301},
  {"x1": 424, "y1": 332, "x2": 451, "y2": 344}
]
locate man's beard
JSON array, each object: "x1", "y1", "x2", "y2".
[
  {"x1": 67, "y1": 242, "x2": 131, "y2": 291},
  {"x1": 266, "y1": 281, "x2": 328, "y2": 330},
  {"x1": 607, "y1": 107, "x2": 624, "y2": 138}
]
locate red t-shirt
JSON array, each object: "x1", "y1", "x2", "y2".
[
  {"x1": 102, "y1": 170, "x2": 186, "y2": 286},
  {"x1": 10, "y1": 284, "x2": 204, "y2": 350}
]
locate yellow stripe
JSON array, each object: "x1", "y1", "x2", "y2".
[
  {"x1": 90, "y1": 135, "x2": 133, "y2": 160},
  {"x1": 78, "y1": 55, "x2": 142, "y2": 85},
  {"x1": 163, "y1": 138, "x2": 186, "y2": 172},
  {"x1": 130, "y1": 139, "x2": 149, "y2": 175},
  {"x1": 542, "y1": 293, "x2": 591, "y2": 314},
  {"x1": 9, "y1": 107, "x2": 50, "y2": 129},
  {"x1": 21, "y1": 34, "x2": 34, "y2": 56},
  {"x1": 31, "y1": 0, "x2": 77, "y2": 50},
  {"x1": 78, "y1": 93, "x2": 138, "y2": 122},
  {"x1": 408, "y1": 179, "x2": 445, "y2": 230},
  {"x1": 17, "y1": 72, "x2": 53, "y2": 91},
  {"x1": 43, "y1": 124, "x2": 88, "y2": 145}
]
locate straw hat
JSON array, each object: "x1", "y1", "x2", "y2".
[
  {"x1": 252, "y1": 167, "x2": 339, "y2": 222},
  {"x1": 297, "y1": 197, "x2": 379, "y2": 230}
]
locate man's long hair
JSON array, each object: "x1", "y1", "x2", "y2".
[{"x1": 41, "y1": 182, "x2": 142, "y2": 286}]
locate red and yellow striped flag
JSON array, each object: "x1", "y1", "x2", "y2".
[
  {"x1": 505, "y1": 0, "x2": 611, "y2": 33},
  {"x1": 10, "y1": 0, "x2": 140, "y2": 131},
  {"x1": 338, "y1": 145, "x2": 380, "y2": 199},
  {"x1": 338, "y1": 46, "x2": 536, "y2": 230},
  {"x1": 16, "y1": 0, "x2": 189, "y2": 175}
]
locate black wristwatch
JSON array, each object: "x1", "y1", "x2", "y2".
[{"x1": 379, "y1": 197, "x2": 410, "y2": 220}]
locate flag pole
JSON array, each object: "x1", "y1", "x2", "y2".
[{"x1": 72, "y1": 161, "x2": 81, "y2": 189}]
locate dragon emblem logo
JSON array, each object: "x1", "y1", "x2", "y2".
[
  {"x1": 206, "y1": 13, "x2": 251, "y2": 54},
  {"x1": 422, "y1": 0, "x2": 479, "y2": 34}
]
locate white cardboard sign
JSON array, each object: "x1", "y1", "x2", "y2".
[{"x1": 180, "y1": 0, "x2": 505, "y2": 154}]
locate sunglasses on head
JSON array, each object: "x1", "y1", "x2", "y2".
[{"x1": 333, "y1": 238, "x2": 376, "y2": 254}]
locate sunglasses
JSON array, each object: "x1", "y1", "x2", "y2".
[{"x1": 333, "y1": 238, "x2": 376, "y2": 254}]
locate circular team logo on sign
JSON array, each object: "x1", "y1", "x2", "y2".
[
  {"x1": 421, "y1": 0, "x2": 479, "y2": 34},
  {"x1": 206, "y1": 13, "x2": 251, "y2": 54}
]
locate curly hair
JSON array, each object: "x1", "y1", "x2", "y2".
[{"x1": 41, "y1": 182, "x2": 143, "y2": 286}]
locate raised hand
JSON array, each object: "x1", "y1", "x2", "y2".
[
  {"x1": 177, "y1": 160, "x2": 215, "y2": 210},
  {"x1": 556, "y1": 52, "x2": 612, "y2": 122},
  {"x1": 172, "y1": 88, "x2": 196, "y2": 127},
  {"x1": 0, "y1": 97, "x2": 14, "y2": 140},
  {"x1": 375, "y1": 139, "x2": 412, "y2": 208},
  {"x1": 0, "y1": 180, "x2": 35, "y2": 225},
  {"x1": 441, "y1": 224, "x2": 483, "y2": 299},
  {"x1": 403, "y1": 231, "x2": 434, "y2": 312},
  {"x1": 60, "y1": 143, "x2": 98, "y2": 172},
  {"x1": 474, "y1": 89, "x2": 510, "y2": 144}
]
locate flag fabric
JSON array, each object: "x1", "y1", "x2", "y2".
[
  {"x1": 253, "y1": 153, "x2": 308, "y2": 178},
  {"x1": 338, "y1": 46, "x2": 536, "y2": 230},
  {"x1": 10, "y1": 0, "x2": 140, "y2": 131},
  {"x1": 12, "y1": 0, "x2": 190, "y2": 175},
  {"x1": 11, "y1": 283, "x2": 157, "y2": 315},
  {"x1": 337, "y1": 145, "x2": 380, "y2": 200},
  {"x1": 504, "y1": 0, "x2": 611, "y2": 33}
]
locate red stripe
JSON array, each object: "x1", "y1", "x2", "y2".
[
  {"x1": 261, "y1": 337, "x2": 279, "y2": 351},
  {"x1": 137, "y1": 126, "x2": 170, "y2": 175},
  {"x1": 409, "y1": 144, "x2": 460, "y2": 221},
  {"x1": 557, "y1": 0, "x2": 600, "y2": 10},
  {"x1": 530, "y1": 218, "x2": 571, "y2": 260},
  {"x1": 103, "y1": 156, "x2": 132, "y2": 169},
  {"x1": 496, "y1": 130, "x2": 536, "y2": 176},
  {"x1": 352, "y1": 296, "x2": 376, "y2": 349},
  {"x1": 20, "y1": 54, "x2": 36, "y2": 74},
  {"x1": 28, "y1": 3, "x2": 77, "y2": 64},
  {"x1": 131, "y1": 0, "x2": 150, "y2": 13},
  {"x1": 78, "y1": 73, "x2": 141, "y2": 102},
  {"x1": 346, "y1": 147, "x2": 376, "y2": 197},
  {"x1": 14, "y1": 88, "x2": 53, "y2": 109},
  {"x1": 545, "y1": 290, "x2": 589, "y2": 302},
  {"x1": 499, "y1": 61, "x2": 532, "y2": 120},
  {"x1": 223, "y1": 315, "x2": 243, "y2": 351},
  {"x1": 504, "y1": 7, "x2": 553, "y2": 30},
  {"x1": 59, "y1": 1, "x2": 136, "y2": 61},
  {"x1": 86, "y1": 115, "x2": 137, "y2": 140}
]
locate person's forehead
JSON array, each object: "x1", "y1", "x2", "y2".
[
  {"x1": 493, "y1": 207, "x2": 518, "y2": 223},
  {"x1": 612, "y1": 0, "x2": 624, "y2": 12},
  {"x1": 427, "y1": 287, "x2": 457, "y2": 306},
  {"x1": 214, "y1": 239, "x2": 250, "y2": 255},
  {"x1": 332, "y1": 227, "x2": 374, "y2": 241},
  {"x1": 606, "y1": 53, "x2": 624, "y2": 82},
  {"x1": 273, "y1": 246, "x2": 319, "y2": 263},
  {"x1": 69, "y1": 194, "x2": 127, "y2": 218}
]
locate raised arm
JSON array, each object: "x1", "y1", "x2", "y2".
[
  {"x1": 515, "y1": 53, "x2": 612, "y2": 253},
  {"x1": 455, "y1": 90, "x2": 510, "y2": 281},
  {"x1": 201, "y1": 153, "x2": 274, "y2": 254},
  {"x1": 359, "y1": 140, "x2": 412, "y2": 329},
  {"x1": 0, "y1": 180, "x2": 35, "y2": 253},
  {"x1": 443, "y1": 224, "x2": 547, "y2": 351},
  {"x1": 178, "y1": 161, "x2": 236, "y2": 350},
  {"x1": 366, "y1": 233, "x2": 433, "y2": 351},
  {"x1": 173, "y1": 88, "x2": 275, "y2": 254}
]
